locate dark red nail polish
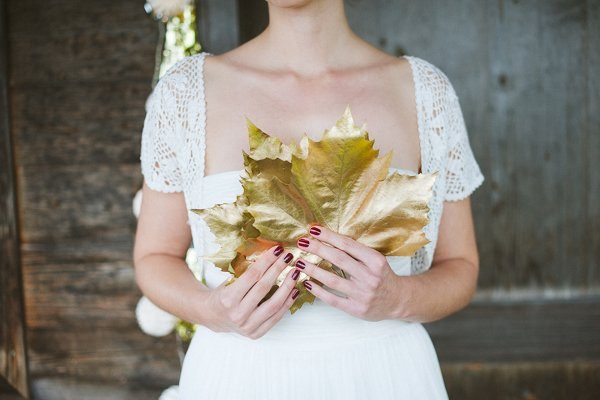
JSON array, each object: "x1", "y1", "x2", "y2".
[
  {"x1": 274, "y1": 245, "x2": 284, "y2": 256},
  {"x1": 309, "y1": 226, "x2": 321, "y2": 236},
  {"x1": 295, "y1": 259, "x2": 305, "y2": 269},
  {"x1": 292, "y1": 288, "x2": 300, "y2": 299},
  {"x1": 298, "y1": 238, "x2": 310, "y2": 248},
  {"x1": 292, "y1": 269, "x2": 300, "y2": 280},
  {"x1": 284, "y1": 252, "x2": 293, "y2": 263},
  {"x1": 303, "y1": 281, "x2": 312, "y2": 290}
]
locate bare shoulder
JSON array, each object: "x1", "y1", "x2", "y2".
[
  {"x1": 356, "y1": 46, "x2": 419, "y2": 101},
  {"x1": 201, "y1": 45, "x2": 262, "y2": 81},
  {"x1": 352, "y1": 44, "x2": 413, "y2": 78}
]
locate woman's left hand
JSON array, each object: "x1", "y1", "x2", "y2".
[{"x1": 295, "y1": 225, "x2": 409, "y2": 321}]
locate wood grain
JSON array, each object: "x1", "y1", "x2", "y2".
[
  {"x1": 426, "y1": 296, "x2": 600, "y2": 363},
  {"x1": 442, "y1": 361, "x2": 600, "y2": 400},
  {"x1": 0, "y1": 0, "x2": 28, "y2": 396},
  {"x1": 6, "y1": 0, "x2": 180, "y2": 395}
]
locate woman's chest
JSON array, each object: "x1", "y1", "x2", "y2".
[{"x1": 203, "y1": 59, "x2": 421, "y2": 176}]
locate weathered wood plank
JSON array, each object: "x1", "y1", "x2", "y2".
[
  {"x1": 7, "y1": 0, "x2": 151, "y2": 36},
  {"x1": 22, "y1": 261, "x2": 140, "y2": 330},
  {"x1": 481, "y1": 0, "x2": 593, "y2": 288},
  {"x1": 21, "y1": 238, "x2": 134, "y2": 265},
  {"x1": 442, "y1": 361, "x2": 600, "y2": 400},
  {"x1": 587, "y1": 0, "x2": 600, "y2": 286},
  {"x1": 30, "y1": 377, "x2": 164, "y2": 400},
  {"x1": 7, "y1": 0, "x2": 156, "y2": 84},
  {"x1": 26, "y1": 329, "x2": 179, "y2": 384},
  {"x1": 17, "y1": 164, "x2": 141, "y2": 242},
  {"x1": 8, "y1": 30, "x2": 156, "y2": 85},
  {"x1": 21, "y1": 259, "x2": 178, "y2": 383},
  {"x1": 10, "y1": 82, "x2": 151, "y2": 166},
  {"x1": 0, "y1": 0, "x2": 28, "y2": 396},
  {"x1": 510, "y1": 0, "x2": 587, "y2": 288},
  {"x1": 426, "y1": 296, "x2": 600, "y2": 363}
]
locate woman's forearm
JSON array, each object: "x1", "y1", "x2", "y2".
[
  {"x1": 391, "y1": 257, "x2": 479, "y2": 323},
  {"x1": 134, "y1": 253, "x2": 213, "y2": 325}
]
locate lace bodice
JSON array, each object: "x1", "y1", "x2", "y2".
[{"x1": 140, "y1": 52, "x2": 484, "y2": 285}]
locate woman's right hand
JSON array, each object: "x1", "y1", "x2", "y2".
[{"x1": 201, "y1": 244, "x2": 301, "y2": 339}]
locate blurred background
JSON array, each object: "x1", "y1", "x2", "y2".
[{"x1": 1, "y1": 0, "x2": 599, "y2": 399}]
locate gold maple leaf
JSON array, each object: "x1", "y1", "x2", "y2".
[{"x1": 192, "y1": 105, "x2": 437, "y2": 314}]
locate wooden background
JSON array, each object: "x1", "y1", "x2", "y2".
[{"x1": 2, "y1": 0, "x2": 599, "y2": 398}]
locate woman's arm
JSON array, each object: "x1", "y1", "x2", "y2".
[
  {"x1": 133, "y1": 182, "x2": 212, "y2": 325},
  {"x1": 391, "y1": 197, "x2": 480, "y2": 323},
  {"x1": 133, "y1": 182, "x2": 301, "y2": 338}
]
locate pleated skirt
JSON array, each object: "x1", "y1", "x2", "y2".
[{"x1": 178, "y1": 296, "x2": 448, "y2": 400}]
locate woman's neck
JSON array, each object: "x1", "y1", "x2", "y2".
[{"x1": 249, "y1": 0, "x2": 364, "y2": 77}]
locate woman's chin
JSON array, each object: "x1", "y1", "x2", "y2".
[{"x1": 266, "y1": 0, "x2": 318, "y2": 9}]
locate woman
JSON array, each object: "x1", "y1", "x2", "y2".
[{"x1": 134, "y1": 0, "x2": 484, "y2": 399}]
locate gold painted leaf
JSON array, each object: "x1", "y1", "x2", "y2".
[
  {"x1": 246, "y1": 117, "x2": 293, "y2": 162},
  {"x1": 190, "y1": 194, "x2": 248, "y2": 272},
  {"x1": 191, "y1": 105, "x2": 437, "y2": 314}
]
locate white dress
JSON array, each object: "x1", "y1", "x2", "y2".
[{"x1": 140, "y1": 52, "x2": 484, "y2": 400}]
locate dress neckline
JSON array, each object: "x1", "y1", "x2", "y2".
[{"x1": 198, "y1": 51, "x2": 425, "y2": 180}]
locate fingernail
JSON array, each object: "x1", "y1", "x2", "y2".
[
  {"x1": 309, "y1": 226, "x2": 321, "y2": 236},
  {"x1": 298, "y1": 238, "x2": 310, "y2": 248},
  {"x1": 274, "y1": 245, "x2": 284, "y2": 256},
  {"x1": 292, "y1": 288, "x2": 300, "y2": 299},
  {"x1": 292, "y1": 269, "x2": 300, "y2": 280},
  {"x1": 303, "y1": 281, "x2": 312, "y2": 290},
  {"x1": 284, "y1": 252, "x2": 293, "y2": 263},
  {"x1": 295, "y1": 259, "x2": 305, "y2": 269}
]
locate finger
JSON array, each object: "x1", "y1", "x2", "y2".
[
  {"x1": 228, "y1": 243, "x2": 284, "y2": 303},
  {"x1": 297, "y1": 235, "x2": 371, "y2": 281},
  {"x1": 294, "y1": 257, "x2": 355, "y2": 297},
  {"x1": 302, "y1": 279, "x2": 354, "y2": 314},
  {"x1": 249, "y1": 285, "x2": 300, "y2": 339},
  {"x1": 308, "y1": 225, "x2": 382, "y2": 266},
  {"x1": 243, "y1": 266, "x2": 300, "y2": 331},
  {"x1": 239, "y1": 250, "x2": 295, "y2": 317},
  {"x1": 263, "y1": 251, "x2": 296, "y2": 287}
]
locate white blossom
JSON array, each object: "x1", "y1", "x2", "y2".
[
  {"x1": 147, "y1": 0, "x2": 191, "y2": 19},
  {"x1": 135, "y1": 296, "x2": 178, "y2": 337},
  {"x1": 159, "y1": 385, "x2": 180, "y2": 400},
  {"x1": 132, "y1": 189, "x2": 143, "y2": 218}
]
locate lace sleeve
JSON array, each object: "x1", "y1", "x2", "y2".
[
  {"x1": 442, "y1": 79, "x2": 485, "y2": 201},
  {"x1": 139, "y1": 73, "x2": 184, "y2": 193}
]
